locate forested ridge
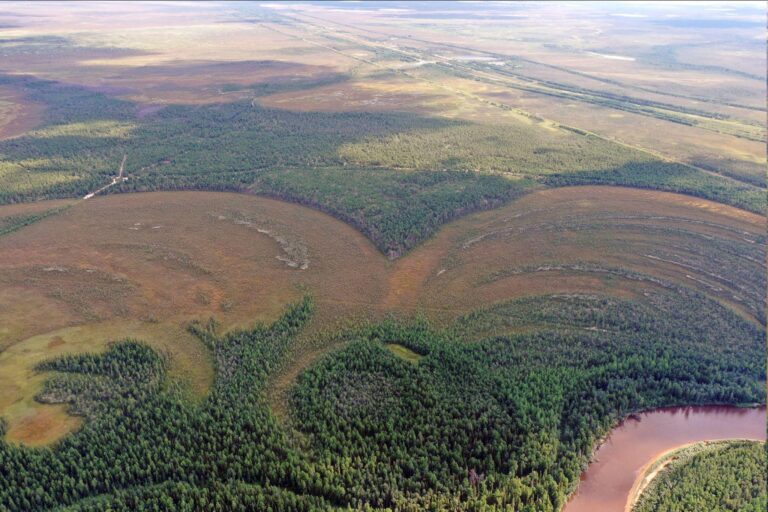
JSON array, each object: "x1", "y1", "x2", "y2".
[
  {"x1": 1, "y1": 288, "x2": 763, "y2": 511},
  {"x1": 1, "y1": 75, "x2": 764, "y2": 257}
]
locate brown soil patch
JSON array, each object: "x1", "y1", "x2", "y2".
[
  {"x1": 47, "y1": 336, "x2": 65, "y2": 349},
  {"x1": 4, "y1": 403, "x2": 83, "y2": 447}
]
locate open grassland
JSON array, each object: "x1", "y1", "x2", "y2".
[
  {"x1": 631, "y1": 441, "x2": 767, "y2": 512},
  {"x1": 0, "y1": 86, "x2": 43, "y2": 140},
  {"x1": 0, "y1": 198, "x2": 74, "y2": 237},
  {"x1": 388, "y1": 186, "x2": 765, "y2": 325},
  {"x1": 268, "y1": 3, "x2": 765, "y2": 184},
  {"x1": 0, "y1": 4, "x2": 363, "y2": 105},
  {"x1": 0, "y1": 192, "x2": 390, "y2": 444},
  {"x1": 1, "y1": 186, "x2": 762, "y2": 445},
  {"x1": 386, "y1": 343, "x2": 423, "y2": 364},
  {"x1": 472, "y1": 86, "x2": 766, "y2": 186},
  {"x1": 258, "y1": 74, "x2": 452, "y2": 114}
]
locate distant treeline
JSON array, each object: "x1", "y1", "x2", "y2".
[{"x1": 0, "y1": 75, "x2": 764, "y2": 258}]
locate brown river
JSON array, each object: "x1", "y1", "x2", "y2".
[{"x1": 564, "y1": 405, "x2": 767, "y2": 512}]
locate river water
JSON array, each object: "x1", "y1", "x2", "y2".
[{"x1": 564, "y1": 405, "x2": 767, "y2": 512}]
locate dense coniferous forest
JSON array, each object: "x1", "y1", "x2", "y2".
[
  {"x1": 633, "y1": 441, "x2": 767, "y2": 512},
  {"x1": 0, "y1": 75, "x2": 764, "y2": 256},
  {"x1": 0, "y1": 289, "x2": 763, "y2": 511},
  {"x1": 291, "y1": 292, "x2": 764, "y2": 510}
]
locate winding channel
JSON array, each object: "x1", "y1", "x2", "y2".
[{"x1": 564, "y1": 405, "x2": 767, "y2": 512}]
